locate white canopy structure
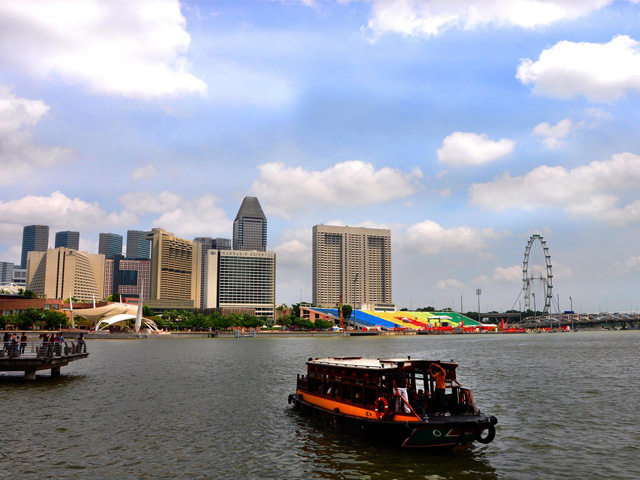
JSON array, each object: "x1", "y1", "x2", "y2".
[{"x1": 71, "y1": 302, "x2": 159, "y2": 333}]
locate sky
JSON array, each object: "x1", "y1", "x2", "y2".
[{"x1": 1, "y1": 0, "x2": 640, "y2": 314}]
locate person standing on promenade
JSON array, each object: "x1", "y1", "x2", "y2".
[
  {"x1": 430, "y1": 363, "x2": 451, "y2": 416},
  {"x1": 20, "y1": 333, "x2": 27, "y2": 354}
]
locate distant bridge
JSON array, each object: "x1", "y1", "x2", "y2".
[{"x1": 515, "y1": 312, "x2": 640, "y2": 330}]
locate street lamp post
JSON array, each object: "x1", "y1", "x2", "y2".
[
  {"x1": 353, "y1": 273, "x2": 359, "y2": 330},
  {"x1": 532, "y1": 292, "x2": 537, "y2": 326},
  {"x1": 570, "y1": 296, "x2": 573, "y2": 330},
  {"x1": 476, "y1": 289, "x2": 481, "y2": 323}
]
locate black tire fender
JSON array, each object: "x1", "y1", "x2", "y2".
[{"x1": 475, "y1": 424, "x2": 496, "y2": 444}]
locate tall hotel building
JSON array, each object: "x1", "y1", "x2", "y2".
[
  {"x1": 98, "y1": 233, "x2": 123, "y2": 259},
  {"x1": 312, "y1": 225, "x2": 393, "y2": 310},
  {"x1": 145, "y1": 228, "x2": 196, "y2": 309},
  {"x1": 55, "y1": 230, "x2": 80, "y2": 250},
  {"x1": 233, "y1": 196, "x2": 267, "y2": 251},
  {"x1": 25, "y1": 248, "x2": 105, "y2": 302},
  {"x1": 193, "y1": 237, "x2": 231, "y2": 308},
  {"x1": 204, "y1": 250, "x2": 276, "y2": 321},
  {"x1": 21, "y1": 225, "x2": 49, "y2": 269}
]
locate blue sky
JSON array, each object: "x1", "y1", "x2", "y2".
[{"x1": 1, "y1": 0, "x2": 640, "y2": 313}]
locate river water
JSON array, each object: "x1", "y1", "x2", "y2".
[{"x1": 1, "y1": 331, "x2": 638, "y2": 479}]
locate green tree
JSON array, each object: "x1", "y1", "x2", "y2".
[
  {"x1": 21, "y1": 289, "x2": 38, "y2": 299},
  {"x1": 341, "y1": 304, "x2": 353, "y2": 320},
  {"x1": 43, "y1": 310, "x2": 68, "y2": 329},
  {"x1": 143, "y1": 305, "x2": 154, "y2": 317}
]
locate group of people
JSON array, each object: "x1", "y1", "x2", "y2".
[
  {"x1": 3, "y1": 332, "x2": 28, "y2": 355},
  {"x1": 392, "y1": 362, "x2": 451, "y2": 417}
]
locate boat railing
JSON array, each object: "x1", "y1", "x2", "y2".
[
  {"x1": 454, "y1": 387, "x2": 477, "y2": 414},
  {"x1": 378, "y1": 393, "x2": 421, "y2": 419}
]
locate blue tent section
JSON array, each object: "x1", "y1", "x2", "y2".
[{"x1": 312, "y1": 308, "x2": 399, "y2": 329}]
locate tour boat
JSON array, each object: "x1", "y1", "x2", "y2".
[{"x1": 289, "y1": 356, "x2": 497, "y2": 450}]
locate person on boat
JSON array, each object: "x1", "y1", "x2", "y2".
[
  {"x1": 392, "y1": 362, "x2": 411, "y2": 413},
  {"x1": 430, "y1": 363, "x2": 450, "y2": 416},
  {"x1": 416, "y1": 389, "x2": 426, "y2": 416}
]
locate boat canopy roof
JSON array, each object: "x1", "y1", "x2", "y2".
[{"x1": 306, "y1": 357, "x2": 458, "y2": 371}]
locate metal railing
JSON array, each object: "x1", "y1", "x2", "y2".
[{"x1": 0, "y1": 341, "x2": 87, "y2": 359}]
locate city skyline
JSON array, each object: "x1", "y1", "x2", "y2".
[{"x1": 1, "y1": 1, "x2": 640, "y2": 312}]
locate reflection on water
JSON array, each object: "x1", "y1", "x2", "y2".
[{"x1": 1, "y1": 331, "x2": 639, "y2": 479}]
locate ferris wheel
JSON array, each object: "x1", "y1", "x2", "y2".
[{"x1": 522, "y1": 234, "x2": 553, "y2": 313}]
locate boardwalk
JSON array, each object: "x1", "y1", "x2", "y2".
[{"x1": 0, "y1": 340, "x2": 89, "y2": 379}]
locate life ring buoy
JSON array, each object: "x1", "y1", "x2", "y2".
[
  {"x1": 374, "y1": 397, "x2": 389, "y2": 420},
  {"x1": 475, "y1": 424, "x2": 496, "y2": 444}
]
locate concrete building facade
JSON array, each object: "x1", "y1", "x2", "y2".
[
  {"x1": 204, "y1": 249, "x2": 276, "y2": 321},
  {"x1": 55, "y1": 231, "x2": 80, "y2": 250},
  {"x1": 21, "y1": 225, "x2": 49, "y2": 269},
  {"x1": 233, "y1": 196, "x2": 267, "y2": 252},
  {"x1": 312, "y1": 225, "x2": 393, "y2": 309},
  {"x1": 145, "y1": 228, "x2": 195, "y2": 308},
  {"x1": 104, "y1": 255, "x2": 150, "y2": 300},
  {"x1": 193, "y1": 237, "x2": 232, "y2": 308},
  {"x1": 26, "y1": 248, "x2": 105, "y2": 302}
]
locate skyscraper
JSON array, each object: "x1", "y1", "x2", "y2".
[
  {"x1": 55, "y1": 231, "x2": 80, "y2": 250},
  {"x1": 21, "y1": 225, "x2": 49, "y2": 269},
  {"x1": 98, "y1": 233, "x2": 123, "y2": 259},
  {"x1": 145, "y1": 228, "x2": 195, "y2": 306},
  {"x1": 126, "y1": 230, "x2": 151, "y2": 260},
  {"x1": 26, "y1": 248, "x2": 105, "y2": 301},
  {"x1": 233, "y1": 196, "x2": 267, "y2": 252},
  {"x1": 0, "y1": 262, "x2": 13, "y2": 284},
  {"x1": 312, "y1": 225, "x2": 393, "y2": 309},
  {"x1": 204, "y1": 249, "x2": 276, "y2": 320},
  {"x1": 193, "y1": 237, "x2": 232, "y2": 308}
]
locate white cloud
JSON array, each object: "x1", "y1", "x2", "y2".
[
  {"x1": 252, "y1": 160, "x2": 423, "y2": 219},
  {"x1": 437, "y1": 132, "x2": 515, "y2": 167},
  {"x1": 492, "y1": 265, "x2": 522, "y2": 283},
  {"x1": 517, "y1": 35, "x2": 640, "y2": 101},
  {"x1": 398, "y1": 219, "x2": 503, "y2": 255},
  {"x1": 435, "y1": 278, "x2": 465, "y2": 290},
  {"x1": 610, "y1": 256, "x2": 640, "y2": 274},
  {"x1": 119, "y1": 191, "x2": 183, "y2": 214},
  {"x1": 0, "y1": 87, "x2": 75, "y2": 184},
  {"x1": 151, "y1": 194, "x2": 232, "y2": 238},
  {"x1": 532, "y1": 118, "x2": 573, "y2": 149},
  {"x1": 364, "y1": 0, "x2": 614, "y2": 38},
  {"x1": 469, "y1": 152, "x2": 640, "y2": 225},
  {"x1": 0, "y1": 0, "x2": 206, "y2": 99},
  {"x1": 0, "y1": 191, "x2": 137, "y2": 245},
  {"x1": 131, "y1": 163, "x2": 159, "y2": 181}
]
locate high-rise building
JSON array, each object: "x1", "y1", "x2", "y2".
[
  {"x1": 21, "y1": 225, "x2": 49, "y2": 269},
  {"x1": 126, "y1": 230, "x2": 151, "y2": 260},
  {"x1": 233, "y1": 196, "x2": 267, "y2": 251},
  {"x1": 0, "y1": 262, "x2": 14, "y2": 284},
  {"x1": 312, "y1": 225, "x2": 393, "y2": 310},
  {"x1": 145, "y1": 228, "x2": 195, "y2": 307},
  {"x1": 55, "y1": 231, "x2": 80, "y2": 250},
  {"x1": 25, "y1": 248, "x2": 105, "y2": 301},
  {"x1": 193, "y1": 237, "x2": 232, "y2": 308},
  {"x1": 104, "y1": 255, "x2": 150, "y2": 300},
  {"x1": 204, "y1": 249, "x2": 276, "y2": 320},
  {"x1": 98, "y1": 233, "x2": 123, "y2": 259}
]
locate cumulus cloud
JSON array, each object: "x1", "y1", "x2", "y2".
[
  {"x1": 0, "y1": 87, "x2": 75, "y2": 184},
  {"x1": 397, "y1": 219, "x2": 502, "y2": 255},
  {"x1": 0, "y1": 191, "x2": 137, "y2": 246},
  {"x1": 492, "y1": 265, "x2": 523, "y2": 283},
  {"x1": 251, "y1": 160, "x2": 423, "y2": 219},
  {"x1": 533, "y1": 119, "x2": 573, "y2": 149},
  {"x1": 517, "y1": 35, "x2": 640, "y2": 101},
  {"x1": 610, "y1": 256, "x2": 640, "y2": 274},
  {"x1": 435, "y1": 278, "x2": 465, "y2": 290},
  {"x1": 469, "y1": 152, "x2": 640, "y2": 225},
  {"x1": 437, "y1": 132, "x2": 515, "y2": 167},
  {"x1": 364, "y1": 0, "x2": 614, "y2": 38},
  {"x1": 131, "y1": 163, "x2": 159, "y2": 181},
  {"x1": 119, "y1": 191, "x2": 183, "y2": 215},
  {"x1": 0, "y1": 0, "x2": 206, "y2": 99}
]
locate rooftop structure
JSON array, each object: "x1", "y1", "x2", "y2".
[{"x1": 233, "y1": 196, "x2": 267, "y2": 252}]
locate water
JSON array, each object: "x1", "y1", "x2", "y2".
[{"x1": 1, "y1": 331, "x2": 638, "y2": 479}]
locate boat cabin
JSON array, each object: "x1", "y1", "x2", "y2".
[{"x1": 296, "y1": 356, "x2": 477, "y2": 419}]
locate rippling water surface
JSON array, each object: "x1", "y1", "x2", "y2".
[{"x1": 1, "y1": 331, "x2": 638, "y2": 479}]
